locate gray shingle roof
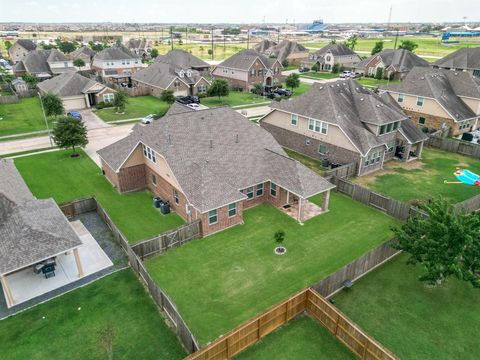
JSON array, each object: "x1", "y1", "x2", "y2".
[
  {"x1": 94, "y1": 45, "x2": 138, "y2": 61},
  {"x1": 19, "y1": 49, "x2": 51, "y2": 74},
  {"x1": 155, "y1": 49, "x2": 210, "y2": 69},
  {"x1": 359, "y1": 49, "x2": 429, "y2": 72},
  {"x1": 132, "y1": 61, "x2": 203, "y2": 89},
  {"x1": 164, "y1": 102, "x2": 195, "y2": 116},
  {"x1": 37, "y1": 72, "x2": 108, "y2": 97},
  {"x1": 254, "y1": 39, "x2": 277, "y2": 53},
  {"x1": 47, "y1": 48, "x2": 69, "y2": 62},
  {"x1": 217, "y1": 49, "x2": 279, "y2": 71},
  {"x1": 270, "y1": 80, "x2": 408, "y2": 155},
  {"x1": 264, "y1": 40, "x2": 308, "y2": 62},
  {"x1": 433, "y1": 47, "x2": 480, "y2": 70},
  {"x1": 314, "y1": 44, "x2": 358, "y2": 57},
  {"x1": 0, "y1": 160, "x2": 82, "y2": 275},
  {"x1": 70, "y1": 46, "x2": 96, "y2": 59},
  {"x1": 15, "y1": 39, "x2": 37, "y2": 51},
  {"x1": 98, "y1": 107, "x2": 334, "y2": 212}
]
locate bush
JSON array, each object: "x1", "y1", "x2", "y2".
[
  {"x1": 197, "y1": 92, "x2": 208, "y2": 98},
  {"x1": 331, "y1": 64, "x2": 340, "y2": 74},
  {"x1": 274, "y1": 230, "x2": 285, "y2": 244}
]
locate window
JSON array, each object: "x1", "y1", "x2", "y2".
[
  {"x1": 198, "y1": 84, "x2": 207, "y2": 93},
  {"x1": 379, "y1": 125, "x2": 386, "y2": 135},
  {"x1": 173, "y1": 189, "x2": 179, "y2": 204},
  {"x1": 250, "y1": 68, "x2": 255, "y2": 76},
  {"x1": 151, "y1": 174, "x2": 157, "y2": 186},
  {"x1": 122, "y1": 60, "x2": 126, "y2": 65},
  {"x1": 386, "y1": 123, "x2": 393, "y2": 133},
  {"x1": 397, "y1": 94, "x2": 404, "y2": 103},
  {"x1": 208, "y1": 209, "x2": 218, "y2": 225},
  {"x1": 231, "y1": 69, "x2": 235, "y2": 74},
  {"x1": 270, "y1": 182, "x2": 277, "y2": 197},
  {"x1": 291, "y1": 114, "x2": 298, "y2": 126},
  {"x1": 308, "y1": 119, "x2": 328, "y2": 135},
  {"x1": 318, "y1": 144, "x2": 328, "y2": 155},
  {"x1": 103, "y1": 93, "x2": 114, "y2": 103},
  {"x1": 143, "y1": 144, "x2": 156, "y2": 163},
  {"x1": 305, "y1": 138, "x2": 311, "y2": 145},
  {"x1": 418, "y1": 117, "x2": 426, "y2": 125},
  {"x1": 416, "y1": 97, "x2": 424, "y2": 107},
  {"x1": 228, "y1": 203, "x2": 237, "y2": 217},
  {"x1": 174, "y1": 80, "x2": 180, "y2": 87},
  {"x1": 246, "y1": 186, "x2": 254, "y2": 200},
  {"x1": 256, "y1": 183, "x2": 264, "y2": 197},
  {"x1": 387, "y1": 141, "x2": 395, "y2": 153},
  {"x1": 179, "y1": 70, "x2": 184, "y2": 78},
  {"x1": 365, "y1": 151, "x2": 383, "y2": 166},
  {"x1": 223, "y1": 68, "x2": 228, "y2": 74},
  {"x1": 63, "y1": 61, "x2": 69, "y2": 68},
  {"x1": 187, "y1": 70, "x2": 192, "y2": 77},
  {"x1": 379, "y1": 122, "x2": 399, "y2": 135},
  {"x1": 393, "y1": 121, "x2": 400, "y2": 130}
]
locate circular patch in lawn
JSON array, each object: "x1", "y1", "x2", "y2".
[{"x1": 274, "y1": 246, "x2": 287, "y2": 255}]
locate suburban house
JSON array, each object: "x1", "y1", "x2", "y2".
[
  {"x1": 132, "y1": 61, "x2": 210, "y2": 97},
  {"x1": 125, "y1": 38, "x2": 150, "y2": 59},
  {"x1": 37, "y1": 72, "x2": 116, "y2": 110},
  {"x1": 97, "y1": 106, "x2": 335, "y2": 236},
  {"x1": 211, "y1": 49, "x2": 283, "y2": 91},
  {"x1": 432, "y1": 47, "x2": 480, "y2": 77},
  {"x1": 8, "y1": 39, "x2": 36, "y2": 64},
  {"x1": 13, "y1": 49, "x2": 75, "y2": 79},
  {"x1": 11, "y1": 77, "x2": 29, "y2": 93},
  {"x1": 256, "y1": 40, "x2": 309, "y2": 66},
  {"x1": 69, "y1": 46, "x2": 96, "y2": 70},
  {"x1": 92, "y1": 45, "x2": 146, "y2": 85},
  {"x1": 260, "y1": 80, "x2": 428, "y2": 176},
  {"x1": 254, "y1": 39, "x2": 277, "y2": 53},
  {"x1": 300, "y1": 44, "x2": 361, "y2": 72},
  {"x1": 382, "y1": 67, "x2": 480, "y2": 136},
  {"x1": 155, "y1": 49, "x2": 211, "y2": 74},
  {"x1": 355, "y1": 49, "x2": 429, "y2": 80}
]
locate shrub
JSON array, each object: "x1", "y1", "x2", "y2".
[{"x1": 274, "y1": 230, "x2": 285, "y2": 244}]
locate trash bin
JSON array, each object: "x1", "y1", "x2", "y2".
[
  {"x1": 153, "y1": 197, "x2": 162, "y2": 208},
  {"x1": 159, "y1": 201, "x2": 171, "y2": 214}
]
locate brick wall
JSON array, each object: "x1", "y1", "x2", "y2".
[
  {"x1": 213, "y1": 74, "x2": 249, "y2": 91},
  {"x1": 199, "y1": 201, "x2": 244, "y2": 236},
  {"x1": 118, "y1": 164, "x2": 147, "y2": 192},
  {"x1": 403, "y1": 110, "x2": 462, "y2": 135},
  {"x1": 101, "y1": 159, "x2": 120, "y2": 188}
]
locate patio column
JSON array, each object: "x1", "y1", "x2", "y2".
[
  {"x1": 416, "y1": 141, "x2": 424, "y2": 159},
  {"x1": 297, "y1": 197, "x2": 304, "y2": 223},
  {"x1": 0, "y1": 275, "x2": 14, "y2": 308},
  {"x1": 286, "y1": 191, "x2": 290, "y2": 204},
  {"x1": 322, "y1": 190, "x2": 330, "y2": 212},
  {"x1": 73, "y1": 248, "x2": 85, "y2": 278}
]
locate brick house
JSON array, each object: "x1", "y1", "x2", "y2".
[
  {"x1": 211, "y1": 49, "x2": 283, "y2": 91},
  {"x1": 432, "y1": 47, "x2": 480, "y2": 77},
  {"x1": 382, "y1": 67, "x2": 480, "y2": 136},
  {"x1": 69, "y1": 46, "x2": 96, "y2": 71},
  {"x1": 98, "y1": 105, "x2": 334, "y2": 236},
  {"x1": 300, "y1": 44, "x2": 361, "y2": 72},
  {"x1": 260, "y1": 80, "x2": 428, "y2": 176},
  {"x1": 8, "y1": 39, "x2": 36, "y2": 64},
  {"x1": 155, "y1": 49, "x2": 211, "y2": 75},
  {"x1": 13, "y1": 49, "x2": 76, "y2": 80}
]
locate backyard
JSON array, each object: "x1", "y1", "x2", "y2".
[
  {"x1": 0, "y1": 270, "x2": 186, "y2": 360},
  {"x1": 356, "y1": 77, "x2": 401, "y2": 87},
  {"x1": 354, "y1": 148, "x2": 480, "y2": 204},
  {"x1": 146, "y1": 192, "x2": 398, "y2": 344},
  {"x1": 284, "y1": 148, "x2": 326, "y2": 176},
  {"x1": 14, "y1": 150, "x2": 184, "y2": 242},
  {"x1": 94, "y1": 95, "x2": 170, "y2": 122},
  {"x1": 332, "y1": 254, "x2": 480, "y2": 360},
  {"x1": 235, "y1": 314, "x2": 354, "y2": 360}
]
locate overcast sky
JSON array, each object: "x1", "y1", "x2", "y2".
[{"x1": 1, "y1": 0, "x2": 479, "y2": 24}]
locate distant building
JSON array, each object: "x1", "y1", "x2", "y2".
[
  {"x1": 432, "y1": 48, "x2": 480, "y2": 77},
  {"x1": 300, "y1": 44, "x2": 361, "y2": 72}
]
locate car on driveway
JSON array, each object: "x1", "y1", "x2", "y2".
[
  {"x1": 298, "y1": 66, "x2": 310, "y2": 73},
  {"x1": 186, "y1": 103, "x2": 201, "y2": 110},
  {"x1": 267, "y1": 92, "x2": 281, "y2": 100},
  {"x1": 141, "y1": 114, "x2": 155, "y2": 124},
  {"x1": 176, "y1": 95, "x2": 200, "y2": 105},
  {"x1": 340, "y1": 71, "x2": 353, "y2": 78},
  {"x1": 67, "y1": 111, "x2": 82, "y2": 120},
  {"x1": 274, "y1": 88, "x2": 292, "y2": 97}
]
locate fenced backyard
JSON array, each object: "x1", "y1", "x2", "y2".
[
  {"x1": 426, "y1": 136, "x2": 480, "y2": 159},
  {"x1": 324, "y1": 162, "x2": 357, "y2": 179}
]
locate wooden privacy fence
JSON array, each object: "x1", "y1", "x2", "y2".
[
  {"x1": 455, "y1": 193, "x2": 480, "y2": 214},
  {"x1": 426, "y1": 136, "x2": 480, "y2": 159},
  {"x1": 324, "y1": 162, "x2": 357, "y2": 179},
  {"x1": 131, "y1": 220, "x2": 202, "y2": 259},
  {"x1": 186, "y1": 288, "x2": 397, "y2": 360},
  {"x1": 0, "y1": 95, "x2": 19, "y2": 104}
]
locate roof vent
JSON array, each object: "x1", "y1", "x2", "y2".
[
  {"x1": 235, "y1": 134, "x2": 239, "y2": 143},
  {"x1": 360, "y1": 98, "x2": 364, "y2": 101},
  {"x1": 209, "y1": 140, "x2": 213, "y2": 149},
  {"x1": 376, "y1": 104, "x2": 381, "y2": 107}
]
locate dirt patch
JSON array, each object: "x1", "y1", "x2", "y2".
[{"x1": 353, "y1": 159, "x2": 426, "y2": 187}]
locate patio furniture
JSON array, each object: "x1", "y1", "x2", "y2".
[
  {"x1": 33, "y1": 263, "x2": 44, "y2": 274},
  {"x1": 42, "y1": 264, "x2": 56, "y2": 279}
]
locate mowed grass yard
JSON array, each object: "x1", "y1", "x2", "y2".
[
  {"x1": 14, "y1": 150, "x2": 184, "y2": 243},
  {"x1": 146, "y1": 192, "x2": 398, "y2": 344},
  {"x1": 94, "y1": 96, "x2": 170, "y2": 122},
  {"x1": 0, "y1": 97, "x2": 56, "y2": 137},
  {"x1": 354, "y1": 148, "x2": 480, "y2": 204},
  {"x1": 0, "y1": 270, "x2": 186, "y2": 360},
  {"x1": 235, "y1": 314, "x2": 354, "y2": 360},
  {"x1": 356, "y1": 77, "x2": 400, "y2": 87},
  {"x1": 332, "y1": 254, "x2": 480, "y2": 360},
  {"x1": 299, "y1": 71, "x2": 339, "y2": 80}
]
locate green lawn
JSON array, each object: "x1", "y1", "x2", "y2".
[
  {"x1": 356, "y1": 77, "x2": 401, "y2": 87},
  {"x1": 299, "y1": 71, "x2": 339, "y2": 80},
  {"x1": 235, "y1": 314, "x2": 354, "y2": 360},
  {"x1": 287, "y1": 82, "x2": 312, "y2": 96},
  {"x1": 0, "y1": 270, "x2": 186, "y2": 360},
  {"x1": 332, "y1": 254, "x2": 480, "y2": 360},
  {"x1": 354, "y1": 148, "x2": 480, "y2": 204},
  {"x1": 14, "y1": 150, "x2": 184, "y2": 243},
  {"x1": 146, "y1": 192, "x2": 398, "y2": 344},
  {"x1": 201, "y1": 91, "x2": 268, "y2": 108},
  {"x1": 0, "y1": 97, "x2": 55, "y2": 136},
  {"x1": 284, "y1": 148, "x2": 326, "y2": 176},
  {"x1": 94, "y1": 96, "x2": 170, "y2": 122}
]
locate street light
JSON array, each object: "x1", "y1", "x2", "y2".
[{"x1": 38, "y1": 92, "x2": 53, "y2": 146}]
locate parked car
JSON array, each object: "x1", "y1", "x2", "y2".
[
  {"x1": 267, "y1": 92, "x2": 281, "y2": 99},
  {"x1": 176, "y1": 95, "x2": 200, "y2": 105},
  {"x1": 350, "y1": 72, "x2": 361, "y2": 78},
  {"x1": 186, "y1": 103, "x2": 201, "y2": 110},
  {"x1": 298, "y1": 66, "x2": 310, "y2": 73},
  {"x1": 141, "y1": 114, "x2": 155, "y2": 124},
  {"x1": 66, "y1": 111, "x2": 82, "y2": 120},
  {"x1": 274, "y1": 88, "x2": 292, "y2": 97},
  {"x1": 340, "y1": 71, "x2": 352, "y2": 78}
]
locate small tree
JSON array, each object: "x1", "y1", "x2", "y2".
[
  {"x1": 52, "y1": 116, "x2": 88, "y2": 156},
  {"x1": 160, "y1": 90, "x2": 175, "y2": 104},
  {"x1": 345, "y1": 35, "x2": 358, "y2": 50},
  {"x1": 97, "y1": 323, "x2": 115, "y2": 360},
  {"x1": 207, "y1": 79, "x2": 229, "y2": 99},
  {"x1": 311, "y1": 63, "x2": 319, "y2": 72},
  {"x1": 41, "y1": 92, "x2": 64, "y2": 117},
  {"x1": 112, "y1": 92, "x2": 128, "y2": 113},
  {"x1": 274, "y1": 230, "x2": 285, "y2": 244},
  {"x1": 252, "y1": 83, "x2": 263, "y2": 95},
  {"x1": 150, "y1": 48, "x2": 159, "y2": 58},
  {"x1": 331, "y1": 63, "x2": 340, "y2": 74},
  {"x1": 22, "y1": 73, "x2": 38, "y2": 88},
  {"x1": 398, "y1": 40, "x2": 418, "y2": 52},
  {"x1": 281, "y1": 59, "x2": 289, "y2": 68},
  {"x1": 285, "y1": 73, "x2": 300, "y2": 91},
  {"x1": 207, "y1": 49, "x2": 213, "y2": 58},
  {"x1": 4, "y1": 40, "x2": 12, "y2": 50},
  {"x1": 371, "y1": 41, "x2": 384, "y2": 55},
  {"x1": 375, "y1": 67, "x2": 384, "y2": 80},
  {"x1": 73, "y1": 58, "x2": 86, "y2": 69}
]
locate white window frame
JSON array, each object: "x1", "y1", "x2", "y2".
[
  {"x1": 103, "y1": 93, "x2": 114, "y2": 103},
  {"x1": 256, "y1": 183, "x2": 264, "y2": 197},
  {"x1": 208, "y1": 209, "x2": 218, "y2": 225},
  {"x1": 318, "y1": 144, "x2": 328, "y2": 155},
  {"x1": 308, "y1": 119, "x2": 328, "y2": 135},
  {"x1": 291, "y1": 114, "x2": 298, "y2": 126},
  {"x1": 143, "y1": 144, "x2": 156, "y2": 163},
  {"x1": 270, "y1": 182, "x2": 277, "y2": 197},
  {"x1": 397, "y1": 94, "x2": 404, "y2": 103},
  {"x1": 246, "y1": 186, "x2": 254, "y2": 200},
  {"x1": 151, "y1": 174, "x2": 157, "y2": 186},
  {"x1": 228, "y1": 203, "x2": 237, "y2": 217},
  {"x1": 416, "y1": 97, "x2": 424, "y2": 107}
]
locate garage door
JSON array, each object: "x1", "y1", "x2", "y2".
[
  {"x1": 63, "y1": 97, "x2": 87, "y2": 111},
  {"x1": 173, "y1": 89, "x2": 188, "y2": 97}
]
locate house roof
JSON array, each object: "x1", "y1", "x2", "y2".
[
  {"x1": 132, "y1": 61, "x2": 203, "y2": 89},
  {"x1": 164, "y1": 102, "x2": 195, "y2": 116},
  {"x1": 37, "y1": 72, "x2": 110, "y2": 97},
  {"x1": 270, "y1": 80, "x2": 409, "y2": 155},
  {"x1": 254, "y1": 39, "x2": 277, "y2": 53},
  {"x1": 264, "y1": 40, "x2": 308, "y2": 62},
  {"x1": 47, "y1": 48, "x2": 70, "y2": 62},
  {"x1": 126, "y1": 38, "x2": 146, "y2": 50},
  {"x1": 0, "y1": 159, "x2": 82, "y2": 276},
  {"x1": 433, "y1": 47, "x2": 480, "y2": 70},
  {"x1": 98, "y1": 107, "x2": 334, "y2": 213},
  {"x1": 359, "y1": 49, "x2": 429, "y2": 72},
  {"x1": 155, "y1": 49, "x2": 210, "y2": 69},
  {"x1": 15, "y1": 39, "x2": 37, "y2": 51},
  {"x1": 314, "y1": 44, "x2": 358, "y2": 57},
  {"x1": 382, "y1": 67, "x2": 480, "y2": 121},
  {"x1": 16, "y1": 50, "x2": 50, "y2": 74},
  {"x1": 217, "y1": 49, "x2": 278, "y2": 71},
  {"x1": 94, "y1": 45, "x2": 138, "y2": 61},
  {"x1": 70, "y1": 46, "x2": 96, "y2": 59}
]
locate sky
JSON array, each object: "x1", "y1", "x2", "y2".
[{"x1": 0, "y1": 0, "x2": 479, "y2": 24}]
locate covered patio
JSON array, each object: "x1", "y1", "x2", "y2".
[{"x1": 278, "y1": 188, "x2": 331, "y2": 223}]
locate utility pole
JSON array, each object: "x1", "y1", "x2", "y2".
[
  {"x1": 185, "y1": 26, "x2": 188, "y2": 45},
  {"x1": 170, "y1": 26, "x2": 173, "y2": 50},
  {"x1": 247, "y1": 29, "x2": 250, "y2": 49},
  {"x1": 211, "y1": 27, "x2": 214, "y2": 60},
  {"x1": 38, "y1": 92, "x2": 53, "y2": 147},
  {"x1": 393, "y1": 28, "x2": 399, "y2": 49},
  {"x1": 277, "y1": 28, "x2": 280, "y2": 43}
]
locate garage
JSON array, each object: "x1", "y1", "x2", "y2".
[
  {"x1": 173, "y1": 89, "x2": 188, "y2": 97},
  {"x1": 62, "y1": 96, "x2": 87, "y2": 111}
]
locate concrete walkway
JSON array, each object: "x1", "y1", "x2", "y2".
[{"x1": 236, "y1": 105, "x2": 271, "y2": 118}]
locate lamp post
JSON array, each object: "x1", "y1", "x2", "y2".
[{"x1": 38, "y1": 92, "x2": 53, "y2": 146}]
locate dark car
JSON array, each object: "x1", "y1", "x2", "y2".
[
  {"x1": 267, "y1": 92, "x2": 281, "y2": 99},
  {"x1": 67, "y1": 111, "x2": 82, "y2": 120},
  {"x1": 176, "y1": 95, "x2": 200, "y2": 105},
  {"x1": 274, "y1": 88, "x2": 292, "y2": 97},
  {"x1": 298, "y1": 66, "x2": 310, "y2": 73}
]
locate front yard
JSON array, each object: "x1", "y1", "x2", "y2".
[
  {"x1": 14, "y1": 150, "x2": 184, "y2": 243},
  {"x1": 354, "y1": 148, "x2": 480, "y2": 204},
  {"x1": 356, "y1": 77, "x2": 401, "y2": 87},
  {"x1": 299, "y1": 72, "x2": 339, "y2": 80},
  {"x1": 94, "y1": 96, "x2": 170, "y2": 122},
  {"x1": 0, "y1": 270, "x2": 186, "y2": 360},
  {"x1": 146, "y1": 192, "x2": 398, "y2": 344},
  {"x1": 332, "y1": 254, "x2": 480, "y2": 360}
]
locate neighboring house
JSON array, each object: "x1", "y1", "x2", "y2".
[
  {"x1": 432, "y1": 47, "x2": 480, "y2": 77},
  {"x1": 13, "y1": 49, "x2": 75, "y2": 79},
  {"x1": 254, "y1": 39, "x2": 277, "y2": 53},
  {"x1": 125, "y1": 38, "x2": 150, "y2": 59},
  {"x1": 8, "y1": 39, "x2": 36, "y2": 64},
  {"x1": 92, "y1": 45, "x2": 146, "y2": 85},
  {"x1": 132, "y1": 61, "x2": 210, "y2": 97},
  {"x1": 37, "y1": 72, "x2": 116, "y2": 110},
  {"x1": 212, "y1": 49, "x2": 283, "y2": 91},
  {"x1": 69, "y1": 46, "x2": 96, "y2": 70},
  {"x1": 264, "y1": 40, "x2": 309, "y2": 66},
  {"x1": 300, "y1": 44, "x2": 361, "y2": 71},
  {"x1": 382, "y1": 67, "x2": 480, "y2": 136},
  {"x1": 260, "y1": 80, "x2": 428, "y2": 176},
  {"x1": 155, "y1": 49, "x2": 211, "y2": 75},
  {"x1": 355, "y1": 49, "x2": 429, "y2": 80},
  {"x1": 11, "y1": 77, "x2": 29, "y2": 93},
  {"x1": 97, "y1": 107, "x2": 335, "y2": 236}
]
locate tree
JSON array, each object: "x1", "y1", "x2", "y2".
[
  {"x1": 73, "y1": 58, "x2": 86, "y2": 69},
  {"x1": 281, "y1": 59, "x2": 289, "y2": 68},
  {"x1": 4, "y1": 40, "x2": 12, "y2": 50},
  {"x1": 329, "y1": 39, "x2": 337, "y2": 44},
  {"x1": 375, "y1": 67, "x2": 384, "y2": 80},
  {"x1": 331, "y1": 63, "x2": 340, "y2": 74},
  {"x1": 150, "y1": 48, "x2": 159, "y2": 58},
  {"x1": 56, "y1": 40, "x2": 77, "y2": 54},
  {"x1": 41, "y1": 92, "x2": 64, "y2": 117},
  {"x1": 113, "y1": 92, "x2": 128, "y2": 113},
  {"x1": 285, "y1": 73, "x2": 300, "y2": 91},
  {"x1": 371, "y1": 41, "x2": 384, "y2": 55},
  {"x1": 160, "y1": 90, "x2": 175, "y2": 104},
  {"x1": 393, "y1": 198, "x2": 480, "y2": 287},
  {"x1": 252, "y1": 83, "x2": 263, "y2": 95},
  {"x1": 398, "y1": 40, "x2": 418, "y2": 52},
  {"x1": 207, "y1": 49, "x2": 213, "y2": 57},
  {"x1": 345, "y1": 36, "x2": 358, "y2": 50},
  {"x1": 97, "y1": 323, "x2": 115, "y2": 360},
  {"x1": 207, "y1": 79, "x2": 229, "y2": 99},
  {"x1": 22, "y1": 74, "x2": 38, "y2": 87},
  {"x1": 274, "y1": 230, "x2": 285, "y2": 244},
  {"x1": 311, "y1": 63, "x2": 319, "y2": 72},
  {"x1": 52, "y1": 116, "x2": 88, "y2": 156}
]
